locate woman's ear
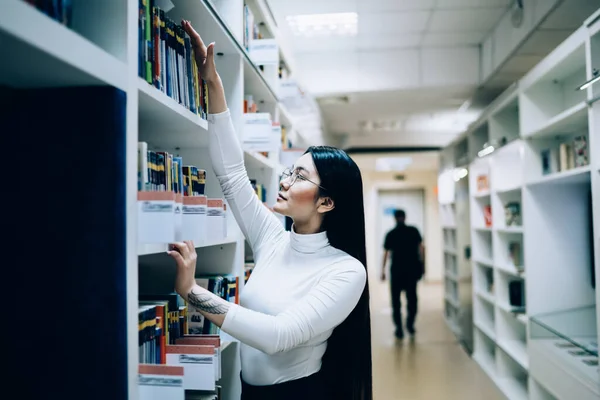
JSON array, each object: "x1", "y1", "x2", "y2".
[{"x1": 317, "y1": 197, "x2": 335, "y2": 214}]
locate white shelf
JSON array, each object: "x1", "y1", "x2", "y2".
[
  {"x1": 244, "y1": 150, "x2": 282, "y2": 171},
  {"x1": 530, "y1": 339, "x2": 600, "y2": 400},
  {"x1": 442, "y1": 224, "x2": 457, "y2": 229},
  {"x1": 0, "y1": 0, "x2": 127, "y2": 90},
  {"x1": 473, "y1": 257, "x2": 494, "y2": 268},
  {"x1": 221, "y1": 341, "x2": 234, "y2": 352},
  {"x1": 496, "y1": 377, "x2": 528, "y2": 400},
  {"x1": 495, "y1": 226, "x2": 523, "y2": 234},
  {"x1": 523, "y1": 101, "x2": 588, "y2": 139},
  {"x1": 475, "y1": 320, "x2": 497, "y2": 342},
  {"x1": 243, "y1": 59, "x2": 278, "y2": 103},
  {"x1": 527, "y1": 165, "x2": 591, "y2": 186},
  {"x1": 473, "y1": 353, "x2": 496, "y2": 379},
  {"x1": 243, "y1": 0, "x2": 296, "y2": 74},
  {"x1": 445, "y1": 271, "x2": 459, "y2": 282},
  {"x1": 497, "y1": 301, "x2": 526, "y2": 316},
  {"x1": 517, "y1": 314, "x2": 528, "y2": 325},
  {"x1": 445, "y1": 317, "x2": 461, "y2": 336},
  {"x1": 138, "y1": 235, "x2": 239, "y2": 256},
  {"x1": 476, "y1": 290, "x2": 495, "y2": 305},
  {"x1": 441, "y1": 13, "x2": 600, "y2": 394},
  {"x1": 498, "y1": 339, "x2": 529, "y2": 370},
  {"x1": 444, "y1": 247, "x2": 457, "y2": 256},
  {"x1": 496, "y1": 263, "x2": 525, "y2": 278},
  {"x1": 474, "y1": 190, "x2": 491, "y2": 198},
  {"x1": 445, "y1": 294, "x2": 460, "y2": 308},
  {"x1": 277, "y1": 103, "x2": 295, "y2": 129},
  {"x1": 138, "y1": 78, "x2": 209, "y2": 148},
  {"x1": 495, "y1": 185, "x2": 522, "y2": 195}
]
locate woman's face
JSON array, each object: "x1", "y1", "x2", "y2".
[{"x1": 273, "y1": 153, "x2": 323, "y2": 220}]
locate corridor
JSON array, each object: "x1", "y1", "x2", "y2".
[{"x1": 371, "y1": 280, "x2": 505, "y2": 400}]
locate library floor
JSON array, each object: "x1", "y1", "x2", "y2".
[{"x1": 370, "y1": 279, "x2": 505, "y2": 400}]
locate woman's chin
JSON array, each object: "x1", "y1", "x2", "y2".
[{"x1": 272, "y1": 203, "x2": 287, "y2": 215}]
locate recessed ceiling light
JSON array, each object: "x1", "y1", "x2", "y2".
[{"x1": 286, "y1": 12, "x2": 358, "y2": 37}]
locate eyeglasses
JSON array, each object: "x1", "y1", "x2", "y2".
[{"x1": 281, "y1": 168, "x2": 327, "y2": 191}]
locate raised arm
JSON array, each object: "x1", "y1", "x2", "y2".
[
  {"x1": 169, "y1": 242, "x2": 366, "y2": 355},
  {"x1": 182, "y1": 21, "x2": 284, "y2": 254}
]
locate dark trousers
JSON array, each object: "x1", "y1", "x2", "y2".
[
  {"x1": 241, "y1": 371, "x2": 327, "y2": 400},
  {"x1": 390, "y1": 275, "x2": 418, "y2": 333}
]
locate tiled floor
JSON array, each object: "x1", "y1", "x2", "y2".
[{"x1": 370, "y1": 278, "x2": 505, "y2": 400}]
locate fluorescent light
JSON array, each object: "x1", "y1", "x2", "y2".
[
  {"x1": 453, "y1": 168, "x2": 468, "y2": 182},
  {"x1": 577, "y1": 70, "x2": 600, "y2": 90},
  {"x1": 286, "y1": 12, "x2": 358, "y2": 37},
  {"x1": 375, "y1": 157, "x2": 413, "y2": 172},
  {"x1": 478, "y1": 145, "x2": 495, "y2": 158}
]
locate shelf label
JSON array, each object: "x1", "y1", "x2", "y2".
[
  {"x1": 243, "y1": 113, "x2": 273, "y2": 151},
  {"x1": 249, "y1": 39, "x2": 279, "y2": 65},
  {"x1": 138, "y1": 364, "x2": 184, "y2": 400},
  {"x1": 137, "y1": 192, "x2": 176, "y2": 244}
]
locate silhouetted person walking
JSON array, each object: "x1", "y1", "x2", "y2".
[{"x1": 381, "y1": 209, "x2": 424, "y2": 339}]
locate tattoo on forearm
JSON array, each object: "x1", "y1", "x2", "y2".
[{"x1": 188, "y1": 289, "x2": 230, "y2": 315}]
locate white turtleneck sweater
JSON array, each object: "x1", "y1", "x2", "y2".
[{"x1": 207, "y1": 109, "x2": 367, "y2": 386}]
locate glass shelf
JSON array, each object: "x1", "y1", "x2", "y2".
[{"x1": 530, "y1": 305, "x2": 598, "y2": 356}]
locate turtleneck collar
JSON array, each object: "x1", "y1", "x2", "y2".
[{"x1": 290, "y1": 225, "x2": 330, "y2": 254}]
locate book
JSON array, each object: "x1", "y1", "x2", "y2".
[{"x1": 573, "y1": 135, "x2": 589, "y2": 167}]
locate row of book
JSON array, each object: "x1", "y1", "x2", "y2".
[
  {"x1": 541, "y1": 135, "x2": 588, "y2": 175},
  {"x1": 138, "y1": 142, "x2": 206, "y2": 195},
  {"x1": 24, "y1": 0, "x2": 72, "y2": 26},
  {"x1": 189, "y1": 275, "x2": 239, "y2": 335},
  {"x1": 243, "y1": 3, "x2": 262, "y2": 52},
  {"x1": 244, "y1": 263, "x2": 255, "y2": 285},
  {"x1": 250, "y1": 179, "x2": 267, "y2": 203},
  {"x1": 138, "y1": 274, "x2": 239, "y2": 365},
  {"x1": 139, "y1": 293, "x2": 188, "y2": 365},
  {"x1": 138, "y1": 0, "x2": 209, "y2": 119}
]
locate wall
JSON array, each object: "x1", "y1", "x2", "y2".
[{"x1": 361, "y1": 169, "x2": 443, "y2": 283}]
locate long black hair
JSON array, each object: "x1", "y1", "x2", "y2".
[{"x1": 306, "y1": 145, "x2": 373, "y2": 400}]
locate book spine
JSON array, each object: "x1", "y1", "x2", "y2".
[{"x1": 145, "y1": 0, "x2": 152, "y2": 84}]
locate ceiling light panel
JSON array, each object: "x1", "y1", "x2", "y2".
[{"x1": 286, "y1": 12, "x2": 358, "y2": 37}]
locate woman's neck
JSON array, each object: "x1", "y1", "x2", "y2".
[{"x1": 293, "y1": 215, "x2": 324, "y2": 235}]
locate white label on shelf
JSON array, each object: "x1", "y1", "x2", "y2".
[
  {"x1": 249, "y1": 39, "x2": 279, "y2": 65},
  {"x1": 138, "y1": 200, "x2": 176, "y2": 244},
  {"x1": 174, "y1": 200, "x2": 183, "y2": 242},
  {"x1": 166, "y1": 354, "x2": 215, "y2": 391},
  {"x1": 181, "y1": 205, "x2": 206, "y2": 242},
  {"x1": 243, "y1": 113, "x2": 274, "y2": 152},
  {"x1": 139, "y1": 374, "x2": 184, "y2": 400}
]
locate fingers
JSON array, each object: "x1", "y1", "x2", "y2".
[
  {"x1": 167, "y1": 249, "x2": 184, "y2": 265},
  {"x1": 169, "y1": 242, "x2": 190, "y2": 259},
  {"x1": 206, "y1": 42, "x2": 216, "y2": 66},
  {"x1": 181, "y1": 20, "x2": 206, "y2": 52},
  {"x1": 184, "y1": 240, "x2": 195, "y2": 254}
]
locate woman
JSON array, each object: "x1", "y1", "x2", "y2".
[{"x1": 167, "y1": 20, "x2": 372, "y2": 400}]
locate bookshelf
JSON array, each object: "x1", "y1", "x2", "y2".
[
  {"x1": 439, "y1": 8, "x2": 600, "y2": 399},
  {"x1": 438, "y1": 146, "x2": 474, "y2": 353},
  {"x1": 1, "y1": 0, "x2": 308, "y2": 399}
]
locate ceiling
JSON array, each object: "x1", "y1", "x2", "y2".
[
  {"x1": 351, "y1": 151, "x2": 441, "y2": 173},
  {"x1": 266, "y1": 0, "x2": 599, "y2": 153}
]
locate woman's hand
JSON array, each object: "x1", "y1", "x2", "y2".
[
  {"x1": 168, "y1": 240, "x2": 197, "y2": 296},
  {"x1": 181, "y1": 20, "x2": 218, "y2": 83}
]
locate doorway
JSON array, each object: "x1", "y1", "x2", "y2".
[{"x1": 376, "y1": 189, "x2": 426, "y2": 270}]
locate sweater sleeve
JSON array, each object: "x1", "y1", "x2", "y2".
[
  {"x1": 208, "y1": 109, "x2": 285, "y2": 255},
  {"x1": 220, "y1": 259, "x2": 367, "y2": 355}
]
